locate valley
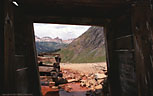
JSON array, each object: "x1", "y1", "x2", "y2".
[{"x1": 36, "y1": 26, "x2": 108, "y2": 96}]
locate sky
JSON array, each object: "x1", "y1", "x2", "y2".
[{"x1": 34, "y1": 23, "x2": 90, "y2": 40}]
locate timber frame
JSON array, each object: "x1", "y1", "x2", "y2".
[{"x1": 1, "y1": 0, "x2": 153, "y2": 96}]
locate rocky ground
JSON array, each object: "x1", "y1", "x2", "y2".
[
  {"x1": 40, "y1": 62, "x2": 108, "y2": 96},
  {"x1": 61, "y1": 62, "x2": 107, "y2": 96},
  {"x1": 60, "y1": 62, "x2": 107, "y2": 74}
]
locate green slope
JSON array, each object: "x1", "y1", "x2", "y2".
[{"x1": 58, "y1": 26, "x2": 106, "y2": 63}]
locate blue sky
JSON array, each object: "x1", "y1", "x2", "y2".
[{"x1": 34, "y1": 23, "x2": 90, "y2": 40}]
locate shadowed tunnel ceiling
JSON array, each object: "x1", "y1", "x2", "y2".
[{"x1": 13, "y1": 0, "x2": 133, "y2": 25}]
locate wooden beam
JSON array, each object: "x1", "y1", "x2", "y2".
[
  {"x1": 18, "y1": 0, "x2": 131, "y2": 25},
  {"x1": 32, "y1": 16, "x2": 109, "y2": 26},
  {"x1": 105, "y1": 20, "x2": 122, "y2": 96},
  {"x1": 14, "y1": 9, "x2": 42, "y2": 95},
  {"x1": 105, "y1": 8, "x2": 138, "y2": 96},
  {"x1": 14, "y1": 0, "x2": 131, "y2": 18},
  {"x1": 3, "y1": 0, "x2": 16, "y2": 93},
  {"x1": 132, "y1": 3, "x2": 153, "y2": 96},
  {"x1": 0, "y1": 0, "x2": 4, "y2": 95},
  {"x1": 15, "y1": 0, "x2": 130, "y2": 9}
]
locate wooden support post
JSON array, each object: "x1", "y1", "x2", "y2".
[
  {"x1": 14, "y1": 9, "x2": 42, "y2": 96},
  {"x1": 0, "y1": 1, "x2": 41, "y2": 95},
  {"x1": 132, "y1": 3, "x2": 153, "y2": 96},
  {"x1": 2, "y1": 0, "x2": 16, "y2": 94},
  {"x1": 0, "y1": 0, "x2": 5, "y2": 95},
  {"x1": 105, "y1": 20, "x2": 122, "y2": 96},
  {"x1": 105, "y1": 8, "x2": 138, "y2": 96}
]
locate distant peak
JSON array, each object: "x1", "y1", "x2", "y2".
[
  {"x1": 55, "y1": 37, "x2": 60, "y2": 39},
  {"x1": 42, "y1": 36, "x2": 52, "y2": 39}
]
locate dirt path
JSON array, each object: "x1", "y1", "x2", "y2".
[{"x1": 60, "y1": 62, "x2": 107, "y2": 74}]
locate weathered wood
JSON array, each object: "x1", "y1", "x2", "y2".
[
  {"x1": 105, "y1": 20, "x2": 122, "y2": 96},
  {"x1": 132, "y1": 3, "x2": 153, "y2": 96},
  {"x1": 25, "y1": 21, "x2": 42, "y2": 96},
  {"x1": 3, "y1": 0, "x2": 17, "y2": 94},
  {"x1": 115, "y1": 36, "x2": 134, "y2": 50},
  {"x1": 0, "y1": 0, "x2": 4, "y2": 95},
  {"x1": 117, "y1": 51, "x2": 137, "y2": 96},
  {"x1": 33, "y1": 16, "x2": 108, "y2": 26},
  {"x1": 1, "y1": 0, "x2": 153, "y2": 96},
  {"x1": 105, "y1": 8, "x2": 138, "y2": 96},
  {"x1": 29, "y1": 2, "x2": 130, "y2": 25},
  {"x1": 15, "y1": 0, "x2": 130, "y2": 15},
  {"x1": 13, "y1": 0, "x2": 132, "y2": 25},
  {"x1": 14, "y1": 9, "x2": 42, "y2": 95},
  {"x1": 39, "y1": 66, "x2": 54, "y2": 72}
]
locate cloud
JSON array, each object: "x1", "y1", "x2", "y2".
[{"x1": 33, "y1": 23, "x2": 90, "y2": 40}]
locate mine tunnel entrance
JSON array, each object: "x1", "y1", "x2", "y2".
[
  {"x1": 31, "y1": 12, "x2": 139, "y2": 96},
  {"x1": 33, "y1": 23, "x2": 108, "y2": 96},
  {"x1": 1, "y1": 1, "x2": 153, "y2": 96}
]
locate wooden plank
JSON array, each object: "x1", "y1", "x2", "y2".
[
  {"x1": 105, "y1": 21, "x2": 122, "y2": 96},
  {"x1": 3, "y1": 0, "x2": 17, "y2": 93},
  {"x1": 0, "y1": 0, "x2": 4, "y2": 95},
  {"x1": 15, "y1": 68, "x2": 30, "y2": 93},
  {"x1": 114, "y1": 14, "x2": 133, "y2": 38},
  {"x1": 117, "y1": 52, "x2": 137, "y2": 96},
  {"x1": 16, "y1": 0, "x2": 128, "y2": 5},
  {"x1": 24, "y1": 21, "x2": 42, "y2": 96},
  {"x1": 115, "y1": 36, "x2": 134, "y2": 50},
  {"x1": 15, "y1": 55, "x2": 26, "y2": 69},
  {"x1": 33, "y1": 16, "x2": 108, "y2": 26},
  {"x1": 39, "y1": 66, "x2": 54, "y2": 72},
  {"x1": 16, "y1": 0, "x2": 129, "y2": 10},
  {"x1": 105, "y1": 8, "x2": 138, "y2": 96},
  {"x1": 14, "y1": 0, "x2": 131, "y2": 20},
  {"x1": 114, "y1": 12, "x2": 138, "y2": 96},
  {"x1": 28, "y1": 3, "x2": 130, "y2": 25},
  {"x1": 14, "y1": 9, "x2": 42, "y2": 95},
  {"x1": 132, "y1": 3, "x2": 153, "y2": 96},
  {"x1": 2, "y1": 94, "x2": 33, "y2": 96}
]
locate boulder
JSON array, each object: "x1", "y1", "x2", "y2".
[
  {"x1": 49, "y1": 81, "x2": 55, "y2": 87},
  {"x1": 67, "y1": 79, "x2": 77, "y2": 83},
  {"x1": 95, "y1": 85, "x2": 102, "y2": 90},
  {"x1": 95, "y1": 73, "x2": 106, "y2": 79},
  {"x1": 52, "y1": 86, "x2": 58, "y2": 89},
  {"x1": 65, "y1": 85, "x2": 72, "y2": 92}
]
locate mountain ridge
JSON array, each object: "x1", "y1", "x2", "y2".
[
  {"x1": 58, "y1": 26, "x2": 106, "y2": 63},
  {"x1": 35, "y1": 36, "x2": 74, "y2": 44}
]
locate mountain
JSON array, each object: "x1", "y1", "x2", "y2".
[
  {"x1": 63, "y1": 38, "x2": 75, "y2": 44},
  {"x1": 35, "y1": 36, "x2": 74, "y2": 54},
  {"x1": 35, "y1": 42, "x2": 67, "y2": 54},
  {"x1": 58, "y1": 26, "x2": 106, "y2": 63},
  {"x1": 35, "y1": 36, "x2": 41, "y2": 41},
  {"x1": 35, "y1": 36, "x2": 74, "y2": 44}
]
